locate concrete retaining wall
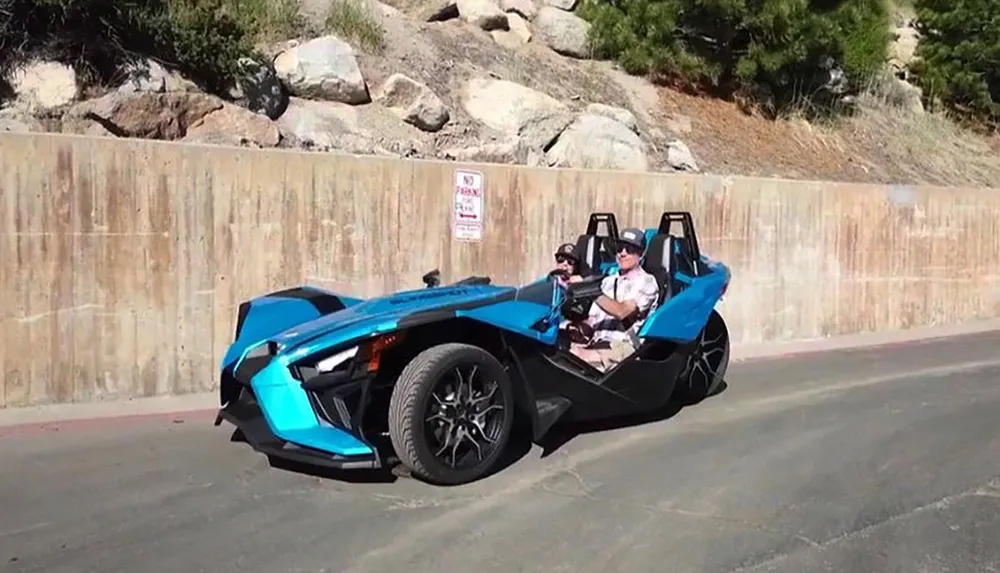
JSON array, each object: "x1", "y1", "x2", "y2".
[{"x1": 2, "y1": 132, "x2": 998, "y2": 408}]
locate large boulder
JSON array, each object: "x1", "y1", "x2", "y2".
[
  {"x1": 441, "y1": 138, "x2": 544, "y2": 165},
  {"x1": 890, "y1": 24, "x2": 920, "y2": 75},
  {"x1": 273, "y1": 35, "x2": 371, "y2": 104},
  {"x1": 276, "y1": 97, "x2": 368, "y2": 151},
  {"x1": 62, "y1": 92, "x2": 223, "y2": 139},
  {"x1": 545, "y1": 113, "x2": 647, "y2": 171},
  {"x1": 543, "y1": 0, "x2": 577, "y2": 10},
  {"x1": 117, "y1": 59, "x2": 198, "y2": 94},
  {"x1": 666, "y1": 140, "x2": 698, "y2": 172},
  {"x1": 375, "y1": 74, "x2": 450, "y2": 132},
  {"x1": 462, "y1": 78, "x2": 573, "y2": 149},
  {"x1": 491, "y1": 13, "x2": 533, "y2": 48},
  {"x1": 534, "y1": 6, "x2": 591, "y2": 59},
  {"x1": 457, "y1": 0, "x2": 509, "y2": 30},
  {"x1": 0, "y1": 108, "x2": 43, "y2": 133},
  {"x1": 585, "y1": 103, "x2": 638, "y2": 133},
  {"x1": 183, "y1": 104, "x2": 281, "y2": 148},
  {"x1": 9, "y1": 61, "x2": 79, "y2": 112},
  {"x1": 500, "y1": 0, "x2": 537, "y2": 20}
]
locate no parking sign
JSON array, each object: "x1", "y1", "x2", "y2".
[{"x1": 452, "y1": 169, "x2": 484, "y2": 241}]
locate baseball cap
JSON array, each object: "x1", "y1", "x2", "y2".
[
  {"x1": 617, "y1": 227, "x2": 646, "y2": 251},
  {"x1": 554, "y1": 242, "x2": 579, "y2": 261}
]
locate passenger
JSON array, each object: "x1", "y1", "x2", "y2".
[
  {"x1": 567, "y1": 227, "x2": 659, "y2": 372},
  {"x1": 552, "y1": 242, "x2": 585, "y2": 286}
]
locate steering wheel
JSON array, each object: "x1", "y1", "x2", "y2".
[{"x1": 547, "y1": 268, "x2": 569, "y2": 281}]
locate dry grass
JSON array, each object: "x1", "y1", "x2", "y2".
[
  {"x1": 842, "y1": 93, "x2": 1000, "y2": 187},
  {"x1": 653, "y1": 66, "x2": 1000, "y2": 188},
  {"x1": 324, "y1": 0, "x2": 387, "y2": 53},
  {"x1": 167, "y1": 0, "x2": 304, "y2": 46}
]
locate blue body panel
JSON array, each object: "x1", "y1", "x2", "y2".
[
  {"x1": 274, "y1": 284, "x2": 513, "y2": 352},
  {"x1": 224, "y1": 283, "x2": 526, "y2": 457},
  {"x1": 239, "y1": 346, "x2": 373, "y2": 456},
  {"x1": 639, "y1": 257, "x2": 730, "y2": 342},
  {"x1": 222, "y1": 291, "x2": 323, "y2": 371},
  {"x1": 457, "y1": 300, "x2": 559, "y2": 344}
]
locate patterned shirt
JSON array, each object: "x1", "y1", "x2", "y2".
[{"x1": 587, "y1": 267, "x2": 660, "y2": 345}]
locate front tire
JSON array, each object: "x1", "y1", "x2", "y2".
[
  {"x1": 387, "y1": 343, "x2": 515, "y2": 485},
  {"x1": 675, "y1": 310, "x2": 730, "y2": 405}
]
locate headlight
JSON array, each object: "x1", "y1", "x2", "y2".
[{"x1": 315, "y1": 345, "x2": 359, "y2": 373}]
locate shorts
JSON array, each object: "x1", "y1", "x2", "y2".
[{"x1": 572, "y1": 338, "x2": 635, "y2": 371}]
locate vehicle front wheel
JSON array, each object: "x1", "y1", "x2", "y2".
[
  {"x1": 675, "y1": 309, "x2": 730, "y2": 405},
  {"x1": 387, "y1": 342, "x2": 515, "y2": 485}
]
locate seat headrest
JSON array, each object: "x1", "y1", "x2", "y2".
[
  {"x1": 574, "y1": 234, "x2": 603, "y2": 276},
  {"x1": 642, "y1": 234, "x2": 673, "y2": 274}
]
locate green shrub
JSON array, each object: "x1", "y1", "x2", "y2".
[
  {"x1": 577, "y1": 0, "x2": 893, "y2": 116},
  {"x1": 0, "y1": 0, "x2": 301, "y2": 98},
  {"x1": 909, "y1": 0, "x2": 1000, "y2": 127}
]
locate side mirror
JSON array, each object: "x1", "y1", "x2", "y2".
[{"x1": 422, "y1": 269, "x2": 441, "y2": 288}]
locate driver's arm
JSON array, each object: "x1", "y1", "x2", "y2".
[
  {"x1": 594, "y1": 276, "x2": 658, "y2": 321},
  {"x1": 594, "y1": 295, "x2": 637, "y2": 321}
]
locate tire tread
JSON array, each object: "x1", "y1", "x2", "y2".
[{"x1": 387, "y1": 342, "x2": 511, "y2": 484}]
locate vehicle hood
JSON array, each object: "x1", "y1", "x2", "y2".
[{"x1": 270, "y1": 284, "x2": 514, "y2": 353}]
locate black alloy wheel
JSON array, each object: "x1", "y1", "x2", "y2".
[{"x1": 388, "y1": 343, "x2": 515, "y2": 485}]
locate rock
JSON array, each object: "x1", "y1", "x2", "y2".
[
  {"x1": 666, "y1": 140, "x2": 698, "y2": 172},
  {"x1": 500, "y1": 0, "x2": 537, "y2": 20},
  {"x1": 375, "y1": 74, "x2": 450, "y2": 132},
  {"x1": 491, "y1": 13, "x2": 532, "y2": 47},
  {"x1": 276, "y1": 97, "x2": 369, "y2": 151},
  {"x1": 890, "y1": 78, "x2": 925, "y2": 115},
  {"x1": 442, "y1": 138, "x2": 545, "y2": 165},
  {"x1": 585, "y1": 103, "x2": 637, "y2": 133},
  {"x1": 273, "y1": 35, "x2": 371, "y2": 104},
  {"x1": 183, "y1": 104, "x2": 281, "y2": 147},
  {"x1": 890, "y1": 25, "x2": 919, "y2": 71},
  {"x1": 9, "y1": 61, "x2": 78, "y2": 112},
  {"x1": 423, "y1": 0, "x2": 459, "y2": 21},
  {"x1": 117, "y1": 59, "x2": 198, "y2": 94},
  {"x1": 457, "y1": 0, "x2": 509, "y2": 31},
  {"x1": 534, "y1": 7, "x2": 591, "y2": 59},
  {"x1": 63, "y1": 92, "x2": 223, "y2": 140},
  {"x1": 233, "y1": 56, "x2": 288, "y2": 120},
  {"x1": 462, "y1": 78, "x2": 572, "y2": 149},
  {"x1": 545, "y1": 113, "x2": 647, "y2": 171},
  {"x1": 543, "y1": 0, "x2": 577, "y2": 10},
  {"x1": 0, "y1": 108, "x2": 42, "y2": 133}
]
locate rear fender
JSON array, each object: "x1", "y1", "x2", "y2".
[{"x1": 639, "y1": 263, "x2": 729, "y2": 343}]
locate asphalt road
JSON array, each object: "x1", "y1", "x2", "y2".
[{"x1": 2, "y1": 331, "x2": 1000, "y2": 573}]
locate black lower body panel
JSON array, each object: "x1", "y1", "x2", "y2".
[{"x1": 215, "y1": 388, "x2": 382, "y2": 471}]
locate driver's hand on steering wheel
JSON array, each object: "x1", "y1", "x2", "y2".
[
  {"x1": 564, "y1": 320, "x2": 594, "y2": 344},
  {"x1": 549, "y1": 268, "x2": 570, "y2": 286}
]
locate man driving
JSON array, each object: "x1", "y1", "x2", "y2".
[{"x1": 568, "y1": 227, "x2": 659, "y2": 371}]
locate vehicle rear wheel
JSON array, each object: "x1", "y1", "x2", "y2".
[
  {"x1": 387, "y1": 342, "x2": 515, "y2": 485},
  {"x1": 675, "y1": 310, "x2": 730, "y2": 405}
]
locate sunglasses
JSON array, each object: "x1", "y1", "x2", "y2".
[
  {"x1": 615, "y1": 242, "x2": 643, "y2": 256},
  {"x1": 555, "y1": 255, "x2": 575, "y2": 264}
]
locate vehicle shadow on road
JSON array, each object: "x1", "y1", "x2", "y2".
[
  {"x1": 227, "y1": 429, "x2": 401, "y2": 484},
  {"x1": 536, "y1": 381, "x2": 729, "y2": 458},
  {"x1": 266, "y1": 455, "x2": 401, "y2": 484},
  {"x1": 253, "y1": 431, "x2": 536, "y2": 486}
]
